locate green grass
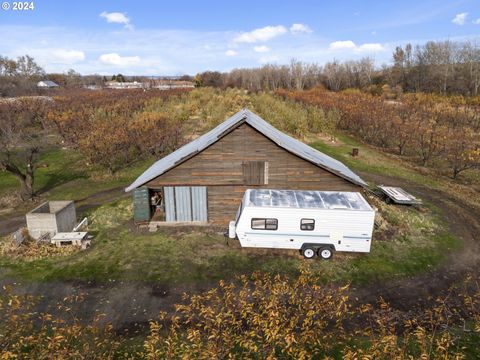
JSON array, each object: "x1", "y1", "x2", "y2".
[
  {"x1": 0, "y1": 125, "x2": 463, "y2": 285},
  {"x1": 0, "y1": 148, "x2": 85, "y2": 197},
  {"x1": 0, "y1": 147, "x2": 153, "y2": 218},
  {"x1": 0, "y1": 90, "x2": 468, "y2": 285},
  {"x1": 46, "y1": 158, "x2": 152, "y2": 201},
  {"x1": 0, "y1": 196, "x2": 460, "y2": 284},
  {"x1": 309, "y1": 134, "x2": 441, "y2": 188}
]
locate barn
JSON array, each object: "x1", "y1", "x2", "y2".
[{"x1": 126, "y1": 109, "x2": 367, "y2": 226}]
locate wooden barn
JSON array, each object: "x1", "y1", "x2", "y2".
[{"x1": 126, "y1": 109, "x2": 367, "y2": 226}]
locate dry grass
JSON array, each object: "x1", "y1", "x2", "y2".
[
  {"x1": 0, "y1": 231, "x2": 80, "y2": 261},
  {"x1": 89, "y1": 198, "x2": 133, "y2": 230}
]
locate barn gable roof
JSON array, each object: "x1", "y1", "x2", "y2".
[{"x1": 125, "y1": 109, "x2": 367, "y2": 192}]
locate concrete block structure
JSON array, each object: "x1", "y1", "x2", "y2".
[{"x1": 26, "y1": 201, "x2": 77, "y2": 240}]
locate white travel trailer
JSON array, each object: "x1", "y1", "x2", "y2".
[{"x1": 228, "y1": 189, "x2": 376, "y2": 259}]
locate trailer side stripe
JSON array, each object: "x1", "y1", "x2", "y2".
[{"x1": 243, "y1": 232, "x2": 371, "y2": 239}]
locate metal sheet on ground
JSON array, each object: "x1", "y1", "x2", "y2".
[{"x1": 378, "y1": 186, "x2": 422, "y2": 204}]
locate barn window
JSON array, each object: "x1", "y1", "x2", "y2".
[
  {"x1": 243, "y1": 161, "x2": 268, "y2": 185},
  {"x1": 251, "y1": 218, "x2": 278, "y2": 230},
  {"x1": 300, "y1": 218, "x2": 315, "y2": 231}
]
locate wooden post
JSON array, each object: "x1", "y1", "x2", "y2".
[{"x1": 352, "y1": 148, "x2": 359, "y2": 157}]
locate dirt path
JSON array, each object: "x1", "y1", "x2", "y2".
[
  {"x1": 0, "y1": 186, "x2": 128, "y2": 237},
  {"x1": 353, "y1": 171, "x2": 480, "y2": 310},
  {"x1": 1, "y1": 279, "x2": 215, "y2": 331}
]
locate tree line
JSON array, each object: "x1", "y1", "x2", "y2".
[
  {"x1": 0, "y1": 55, "x2": 106, "y2": 97},
  {"x1": 3, "y1": 38, "x2": 478, "y2": 98},
  {"x1": 2, "y1": 86, "x2": 478, "y2": 201},
  {"x1": 48, "y1": 89, "x2": 187, "y2": 174},
  {"x1": 0, "y1": 55, "x2": 45, "y2": 97},
  {"x1": 0, "y1": 89, "x2": 188, "y2": 200},
  {"x1": 279, "y1": 88, "x2": 480, "y2": 178},
  {"x1": 195, "y1": 39, "x2": 480, "y2": 96}
]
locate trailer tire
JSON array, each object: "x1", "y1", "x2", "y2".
[
  {"x1": 302, "y1": 247, "x2": 316, "y2": 259},
  {"x1": 318, "y1": 247, "x2": 333, "y2": 260}
]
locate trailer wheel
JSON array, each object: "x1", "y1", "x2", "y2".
[
  {"x1": 302, "y1": 247, "x2": 316, "y2": 259},
  {"x1": 385, "y1": 196, "x2": 392, "y2": 204},
  {"x1": 318, "y1": 247, "x2": 333, "y2": 260}
]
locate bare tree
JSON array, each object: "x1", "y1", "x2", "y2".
[
  {"x1": 0, "y1": 54, "x2": 45, "y2": 96},
  {"x1": 0, "y1": 99, "x2": 49, "y2": 200}
]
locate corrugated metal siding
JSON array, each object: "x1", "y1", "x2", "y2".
[
  {"x1": 163, "y1": 186, "x2": 207, "y2": 222},
  {"x1": 164, "y1": 187, "x2": 176, "y2": 221},
  {"x1": 174, "y1": 186, "x2": 192, "y2": 221},
  {"x1": 191, "y1": 186, "x2": 208, "y2": 221}
]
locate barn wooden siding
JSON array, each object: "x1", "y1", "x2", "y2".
[{"x1": 146, "y1": 123, "x2": 359, "y2": 225}]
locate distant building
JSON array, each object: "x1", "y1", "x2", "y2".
[
  {"x1": 84, "y1": 85, "x2": 102, "y2": 90},
  {"x1": 37, "y1": 80, "x2": 59, "y2": 88},
  {"x1": 154, "y1": 80, "x2": 195, "y2": 90},
  {"x1": 105, "y1": 81, "x2": 145, "y2": 89}
]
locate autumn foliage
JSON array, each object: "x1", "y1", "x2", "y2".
[
  {"x1": 0, "y1": 287, "x2": 121, "y2": 359},
  {"x1": 278, "y1": 88, "x2": 480, "y2": 178},
  {"x1": 48, "y1": 89, "x2": 188, "y2": 173},
  {"x1": 1, "y1": 268, "x2": 479, "y2": 358}
]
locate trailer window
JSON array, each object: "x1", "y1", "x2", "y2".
[
  {"x1": 251, "y1": 218, "x2": 278, "y2": 230},
  {"x1": 300, "y1": 218, "x2": 315, "y2": 231}
]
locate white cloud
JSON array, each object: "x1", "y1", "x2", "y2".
[
  {"x1": 290, "y1": 23, "x2": 312, "y2": 34},
  {"x1": 233, "y1": 25, "x2": 287, "y2": 43},
  {"x1": 452, "y1": 12, "x2": 468, "y2": 25},
  {"x1": 0, "y1": 23, "x2": 402, "y2": 75},
  {"x1": 100, "y1": 11, "x2": 133, "y2": 30},
  {"x1": 99, "y1": 53, "x2": 140, "y2": 66},
  {"x1": 329, "y1": 40, "x2": 357, "y2": 50},
  {"x1": 473, "y1": 18, "x2": 480, "y2": 25},
  {"x1": 225, "y1": 50, "x2": 237, "y2": 56},
  {"x1": 329, "y1": 40, "x2": 384, "y2": 53},
  {"x1": 51, "y1": 49, "x2": 85, "y2": 64},
  {"x1": 329, "y1": 40, "x2": 385, "y2": 53},
  {"x1": 258, "y1": 55, "x2": 279, "y2": 64},
  {"x1": 357, "y1": 43, "x2": 384, "y2": 52},
  {"x1": 253, "y1": 45, "x2": 270, "y2": 53}
]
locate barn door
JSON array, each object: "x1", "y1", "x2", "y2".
[
  {"x1": 164, "y1": 186, "x2": 208, "y2": 222},
  {"x1": 191, "y1": 186, "x2": 208, "y2": 221}
]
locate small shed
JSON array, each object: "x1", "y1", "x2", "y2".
[{"x1": 26, "y1": 201, "x2": 77, "y2": 239}]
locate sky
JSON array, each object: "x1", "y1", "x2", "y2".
[{"x1": 0, "y1": 0, "x2": 479, "y2": 75}]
